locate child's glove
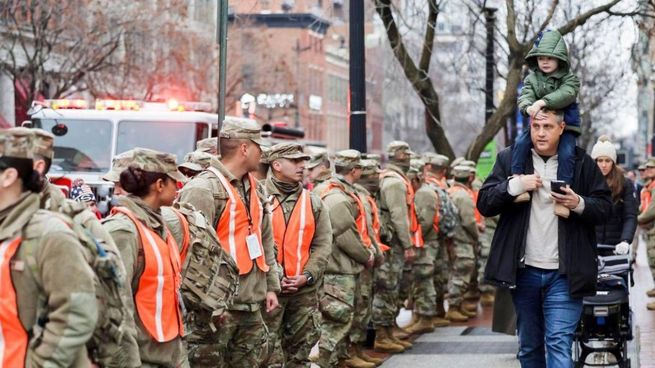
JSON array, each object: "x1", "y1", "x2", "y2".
[{"x1": 614, "y1": 241, "x2": 630, "y2": 255}]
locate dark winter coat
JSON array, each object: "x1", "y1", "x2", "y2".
[
  {"x1": 518, "y1": 30, "x2": 581, "y2": 132},
  {"x1": 595, "y1": 178, "x2": 638, "y2": 245},
  {"x1": 478, "y1": 146, "x2": 612, "y2": 298}
]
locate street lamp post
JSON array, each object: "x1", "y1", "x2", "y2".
[
  {"x1": 349, "y1": 0, "x2": 367, "y2": 152},
  {"x1": 483, "y1": 7, "x2": 497, "y2": 124},
  {"x1": 217, "y1": 0, "x2": 229, "y2": 151}
]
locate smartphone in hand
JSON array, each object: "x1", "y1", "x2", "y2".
[{"x1": 551, "y1": 180, "x2": 567, "y2": 195}]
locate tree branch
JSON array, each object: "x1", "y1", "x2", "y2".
[{"x1": 419, "y1": 0, "x2": 439, "y2": 72}]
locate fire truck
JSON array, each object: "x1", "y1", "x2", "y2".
[{"x1": 29, "y1": 98, "x2": 222, "y2": 214}]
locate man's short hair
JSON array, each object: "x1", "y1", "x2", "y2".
[
  {"x1": 335, "y1": 165, "x2": 352, "y2": 175},
  {"x1": 219, "y1": 137, "x2": 250, "y2": 159},
  {"x1": 540, "y1": 108, "x2": 564, "y2": 123}
]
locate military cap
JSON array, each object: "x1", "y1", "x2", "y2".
[
  {"x1": 260, "y1": 146, "x2": 271, "y2": 165},
  {"x1": 102, "y1": 149, "x2": 136, "y2": 182},
  {"x1": 386, "y1": 141, "x2": 415, "y2": 157},
  {"x1": 461, "y1": 160, "x2": 476, "y2": 168},
  {"x1": 128, "y1": 148, "x2": 187, "y2": 183},
  {"x1": 18, "y1": 128, "x2": 54, "y2": 160},
  {"x1": 408, "y1": 158, "x2": 425, "y2": 177},
  {"x1": 306, "y1": 147, "x2": 329, "y2": 169},
  {"x1": 196, "y1": 137, "x2": 217, "y2": 154},
  {"x1": 647, "y1": 157, "x2": 655, "y2": 168},
  {"x1": 363, "y1": 153, "x2": 382, "y2": 165},
  {"x1": 639, "y1": 163, "x2": 647, "y2": 170},
  {"x1": 0, "y1": 127, "x2": 34, "y2": 159},
  {"x1": 452, "y1": 165, "x2": 472, "y2": 179},
  {"x1": 423, "y1": 152, "x2": 449, "y2": 167},
  {"x1": 360, "y1": 159, "x2": 381, "y2": 176},
  {"x1": 334, "y1": 149, "x2": 361, "y2": 169},
  {"x1": 219, "y1": 117, "x2": 264, "y2": 146},
  {"x1": 268, "y1": 142, "x2": 310, "y2": 162},
  {"x1": 450, "y1": 157, "x2": 465, "y2": 169},
  {"x1": 178, "y1": 151, "x2": 213, "y2": 172}
]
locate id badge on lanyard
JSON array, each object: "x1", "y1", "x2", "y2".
[{"x1": 246, "y1": 233, "x2": 262, "y2": 259}]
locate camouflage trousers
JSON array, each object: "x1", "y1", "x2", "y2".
[
  {"x1": 184, "y1": 310, "x2": 221, "y2": 367},
  {"x1": 412, "y1": 241, "x2": 438, "y2": 317},
  {"x1": 399, "y1": 262, "x2": 414, "y2": 309},
  {"x1": 647, "y1": 234, "x2": 655, "y2": 281},
  {"x1": 433, "y1": 238, "x2": 450, "y2": 313},
  {"x1": 350, "y1": 268, "x2": 374, "y2": 345},
  {"x1": 372, "y1": 246, "x2": 405, "y2": 327},
  {"x1": 478, "y1": 227, "x2": 495, "y2": 294},
  {"x1": 318, "y1": 274, "x2": 357, "y2": 368},
  {"x1": 447, "y1": 240, "x2": 476, "y2": 307},
  {"x1": 261, "y1": 291, "x2": 322, "y2": 368},
  {"x1": 216, "y1": 309, "x2": 268, "y2": 368}
]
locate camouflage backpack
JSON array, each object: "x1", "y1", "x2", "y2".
[
  {"x1": 27, "y1": 200, "x2": 129, "y2": 366},
  {"x1": 430, "y1": 185, "x2": 459, "y2": 239},
  {"x1": 162, "y1": 203, "x2": 239, "y2": 333}
]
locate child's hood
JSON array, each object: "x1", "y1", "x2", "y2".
[{"x1": 525, "y1": 30, "x2": 570, "y2": 73}]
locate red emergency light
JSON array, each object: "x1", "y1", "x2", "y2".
[{"x1": 45, "y1": 99, "x2": 89, "y2": 110}]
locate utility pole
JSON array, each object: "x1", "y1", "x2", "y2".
[
  {"x1": 483, "y1": 7, "x2": 497, "y2": 123},
  {"x1": 349, "y1": 0, "x2": 367, "y2": 152},
  {"x1": 217, "y1": 0, "x2": 229, "y2": 151}
]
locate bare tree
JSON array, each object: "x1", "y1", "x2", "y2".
[{"x1": 374, "y1": 0, "x2": 650, "y2": 160}]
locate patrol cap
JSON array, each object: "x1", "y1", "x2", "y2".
[
  {"x1": 386, "y1": 141, "x2": 415, "y2": 157},
  {"x1": 178, "y1": 151, "x2": 213, "y2": 172},
  {"x1": 196, "y1": 137, "x2": 217, "y2": 154},
  {"x1": 452, "y1": 165, "x2": 472, "y2": 179},
  {"x1": 260, "y1": 146, "x2": 271, "y2": 165},
  {"x1": 363, "y1": 153, "x2": 382, "y2": 165},
  {"x1": 128, "y1": 148, "x2": 187, "y2": 183},
  {"x1": 450, "y1": 157, "x2": 465, "y2": 169},
  {"x1": 423, "y1": 152, "x2": 449, "y2": 167},
  {"x1": 268, "y1": 142, "x2": 310, "y2": 162},
  {"x1": 334, "y1": 149, "x2": 361, "y2": 169},
  {"x1": 0, "y1": 127, "x2": 34, "y2": 159},
  {"x1": 103, "y1": 149, "x2": 135, "y2": 182},
  {"x1": 360, "y1": 159, "x2": 381, "y2": 176},
  {"x1": 22, "y1": 128, "x2": 54, "y2": 160},
  {"x1": 461, "y1": 160, "x2": 476, "y2": 168},
  {"x1": 408, "y1": 158, "x2": 425, "y2": 177},
  {"x1": 647, "y1": 157, "x2": 655, "y2": 168},
  {"x1": 219, "y1": 117, "x2": 264, "y2": 146},
  {"x1": 639, "y1": 163, "x2": 647, "y2": 170},
  {"x1": 306, "y1": 147, "x2": 329, "y2": 169}
]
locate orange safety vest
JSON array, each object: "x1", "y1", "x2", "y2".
[
  {"x1": 448, "y1": 184, "x2": 481, "y2": 225},
  {"x1": 111, "y1": 207, "x2": 184, "y2": 343},
  {"x1": 0, "y1": 237, "x2": 29, "y2": 368},
  {"x1": 170, "y1": 209, "x2": 191, "y2": 264},
  {"x1": 425, "y1": 175, "x2": 448, "y2": 190},
  {"x1": 209, "y1": 168, "x2": 270, "y2": 275},
  {"x1": 321, "y1": 181, "x2": 371, "y2": 248},
  {"x1": 271, "y1": 189, "x2": 316, "y2": 277},
  {"x1": 641, "y1": 182, "x2": 655, "y2": 214},
  {"x1": 380, "y1": 170, "x2": 424, "y2": 248},
  {"x1": 366, "y1": 196, "x2": 391, "y2": 252},
  {"x1": 472, "y1": 189, "x2": 482, "y2": 225}
]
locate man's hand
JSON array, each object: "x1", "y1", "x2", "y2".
[
  {"x1": 404, "y1": 248, "x2": 415, "y2": 263},
  {"x1": 614, "y1": 241, "x2": 630, "y2": 255},
  {"x1": 551, "y1": 186, "x2": 580, "y2": 209},
  {"x1": 527, "y1": 100, "x2": 547, "y2": 119},
  {"x1": 477, "y1": 222, "x2": 486, "y2": 233},
  {"x1": 519, "y1": 174, "x2": 543, "y2": 192},
  {"x1": 265, "y1": 291, "x2": 279, "y2": 313},
  {"x1": 281, "y1": 275, "x2": 308, "y2": 294}
]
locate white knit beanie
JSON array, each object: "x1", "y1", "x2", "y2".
[{"x1": 591, "y1": 135, "x2": 617, "y2": 162}]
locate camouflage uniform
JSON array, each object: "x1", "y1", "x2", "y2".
[
  {"x1": 196, "y1": 137, "x2": 219, "y2": 156},
  {"x1": 102, "y1": 149, "x2": 190, "y2": 368},
  {"x1": 261, "y1": 143, "x2": 333, "y2": 368},
  {"x1": 0, "y1": 129, "x2": 98, "y2": 367},
  {"x1": 318, "y1": 150, "x2": 373, "y2": 367},
  {"x1": 478, "y1": 215, "x2": 498, "y2": 296},
  {"x1": 177, "y1": 119, "x2": 280, "y2": 367},
  {"x1": 412, "y1": 179, "x2": 440, "y2": 319},
  {"x1": 446, "y1": 167, "x2": 479, "y2": 313},
  {"x1": 638, "y1": 160, "x2": 655, "y2": 288},
  {"x1": 372, "y1": 144, "x2": 416, "y2": 329}
]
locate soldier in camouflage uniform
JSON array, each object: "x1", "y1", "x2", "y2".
[
  {"x1": 478, "y1": 215, "x2": 498, "y2": 306},
  {"x1": 0, "y1": 128, "x2": 98, "y2": 367},
  {"x1": 196, "y1": 137, "x2": 219, "y2": 156},
  {"x1": 177, "y1": 118, "x2": 280, "y2": 367},
  {"x1": 20, "y1": 127, "x2": 68, "y2": 209},
  {"x1": 306, "y1": 147, "x2": 332, "y2": 191},
  {"x1": 261, "y1": 143, "x2": 333, "y2": 368},
  {"x1": 348, "y1": 159, "x2": 386, "y2": 367},
  {"x1": 638, "y1": 157, "x2": 655, "y2": 310},
  {"x1": 103, "y1": 149, "x2": 137, "y2": 196},
  {"x1": 253, "y1": 146, "x2": 271, "y2": 181},
  {"x1": 102, "y1": 148, "x2": 190, "y2": 368},
  {"x1": 372, "y1": 141, "x2": 420, "y2": 353},
  {"x1": 178, "y1": 150, "x2": 214, "y2": 179},
  {"x1": 317, "y1": 150, "x2": 376, "y2": 368},
  {"x1": 422, "y1": 153, "x2": 452, "y2": 324},
  {"x1": 445, "y1": 165, "x2": 480, "y2": 322}
]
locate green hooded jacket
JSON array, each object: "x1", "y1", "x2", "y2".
[{"x1": 517, "y1": 30, "x2": 580, "y2": 125}]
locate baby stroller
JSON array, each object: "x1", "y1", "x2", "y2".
[{"x1": 573, "y1": 244, "x2": 633, "y2": 367}]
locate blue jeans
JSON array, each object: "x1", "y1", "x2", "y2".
[{"x1": 511, "y1": 267, "x2": 583, "y2": 368}]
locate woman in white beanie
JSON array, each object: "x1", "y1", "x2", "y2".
[{"x1": 591, "y1": 135, "x2": 638, "y2": 255}]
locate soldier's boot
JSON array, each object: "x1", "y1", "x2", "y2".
[
  {"x1": 435, "y1": 296, "x2": 446, "y2": 318},
  {"x1": 460, "y1": 306, "x2": 478, "y2": 318},
  {"x1": 463, "y1": 289, "x2": 481, "y2": 301},
  {"x1": 647, "y1": 302, "x2": 655, "y2": 311},
  {"x1": 374, "y1": 328, "x2": 405, "y2": 354},
  {"x1": 390, "y1": 334, "x2": 413, "y2": 349},
  {"x1": 343, "y1": 346, "x2": 376, "y2": 368},
  {"x1": 554, "y1": 203, "x2": 570, "y2": 218},
  {"x1": 646, "y1": 288, "x2": 655, "y2": 297},
  {"x1": 404, "y1": 316, "x2": 435, "y2": 334},
  {"x1": 431, "y1": 316, "x2": 451, "y2": 328},
  {"x1": 462, "y1": 300, "x2": 479, "y2": 312},
  {"x1": 514, "y1": 192, "x2": 531, "y2": 203},
  {"x1": 445, "y1": 306, "x2": 469, "y2": 322},
  {"x1": 391, "y1": 325, "x2": 411, "y2": 340},
  {"x1": 358, "y1": 348, "x2": 385, "y2": 366},
  {"x1": 480, "y1": 292, "x2": 495, "y2": 307}
]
